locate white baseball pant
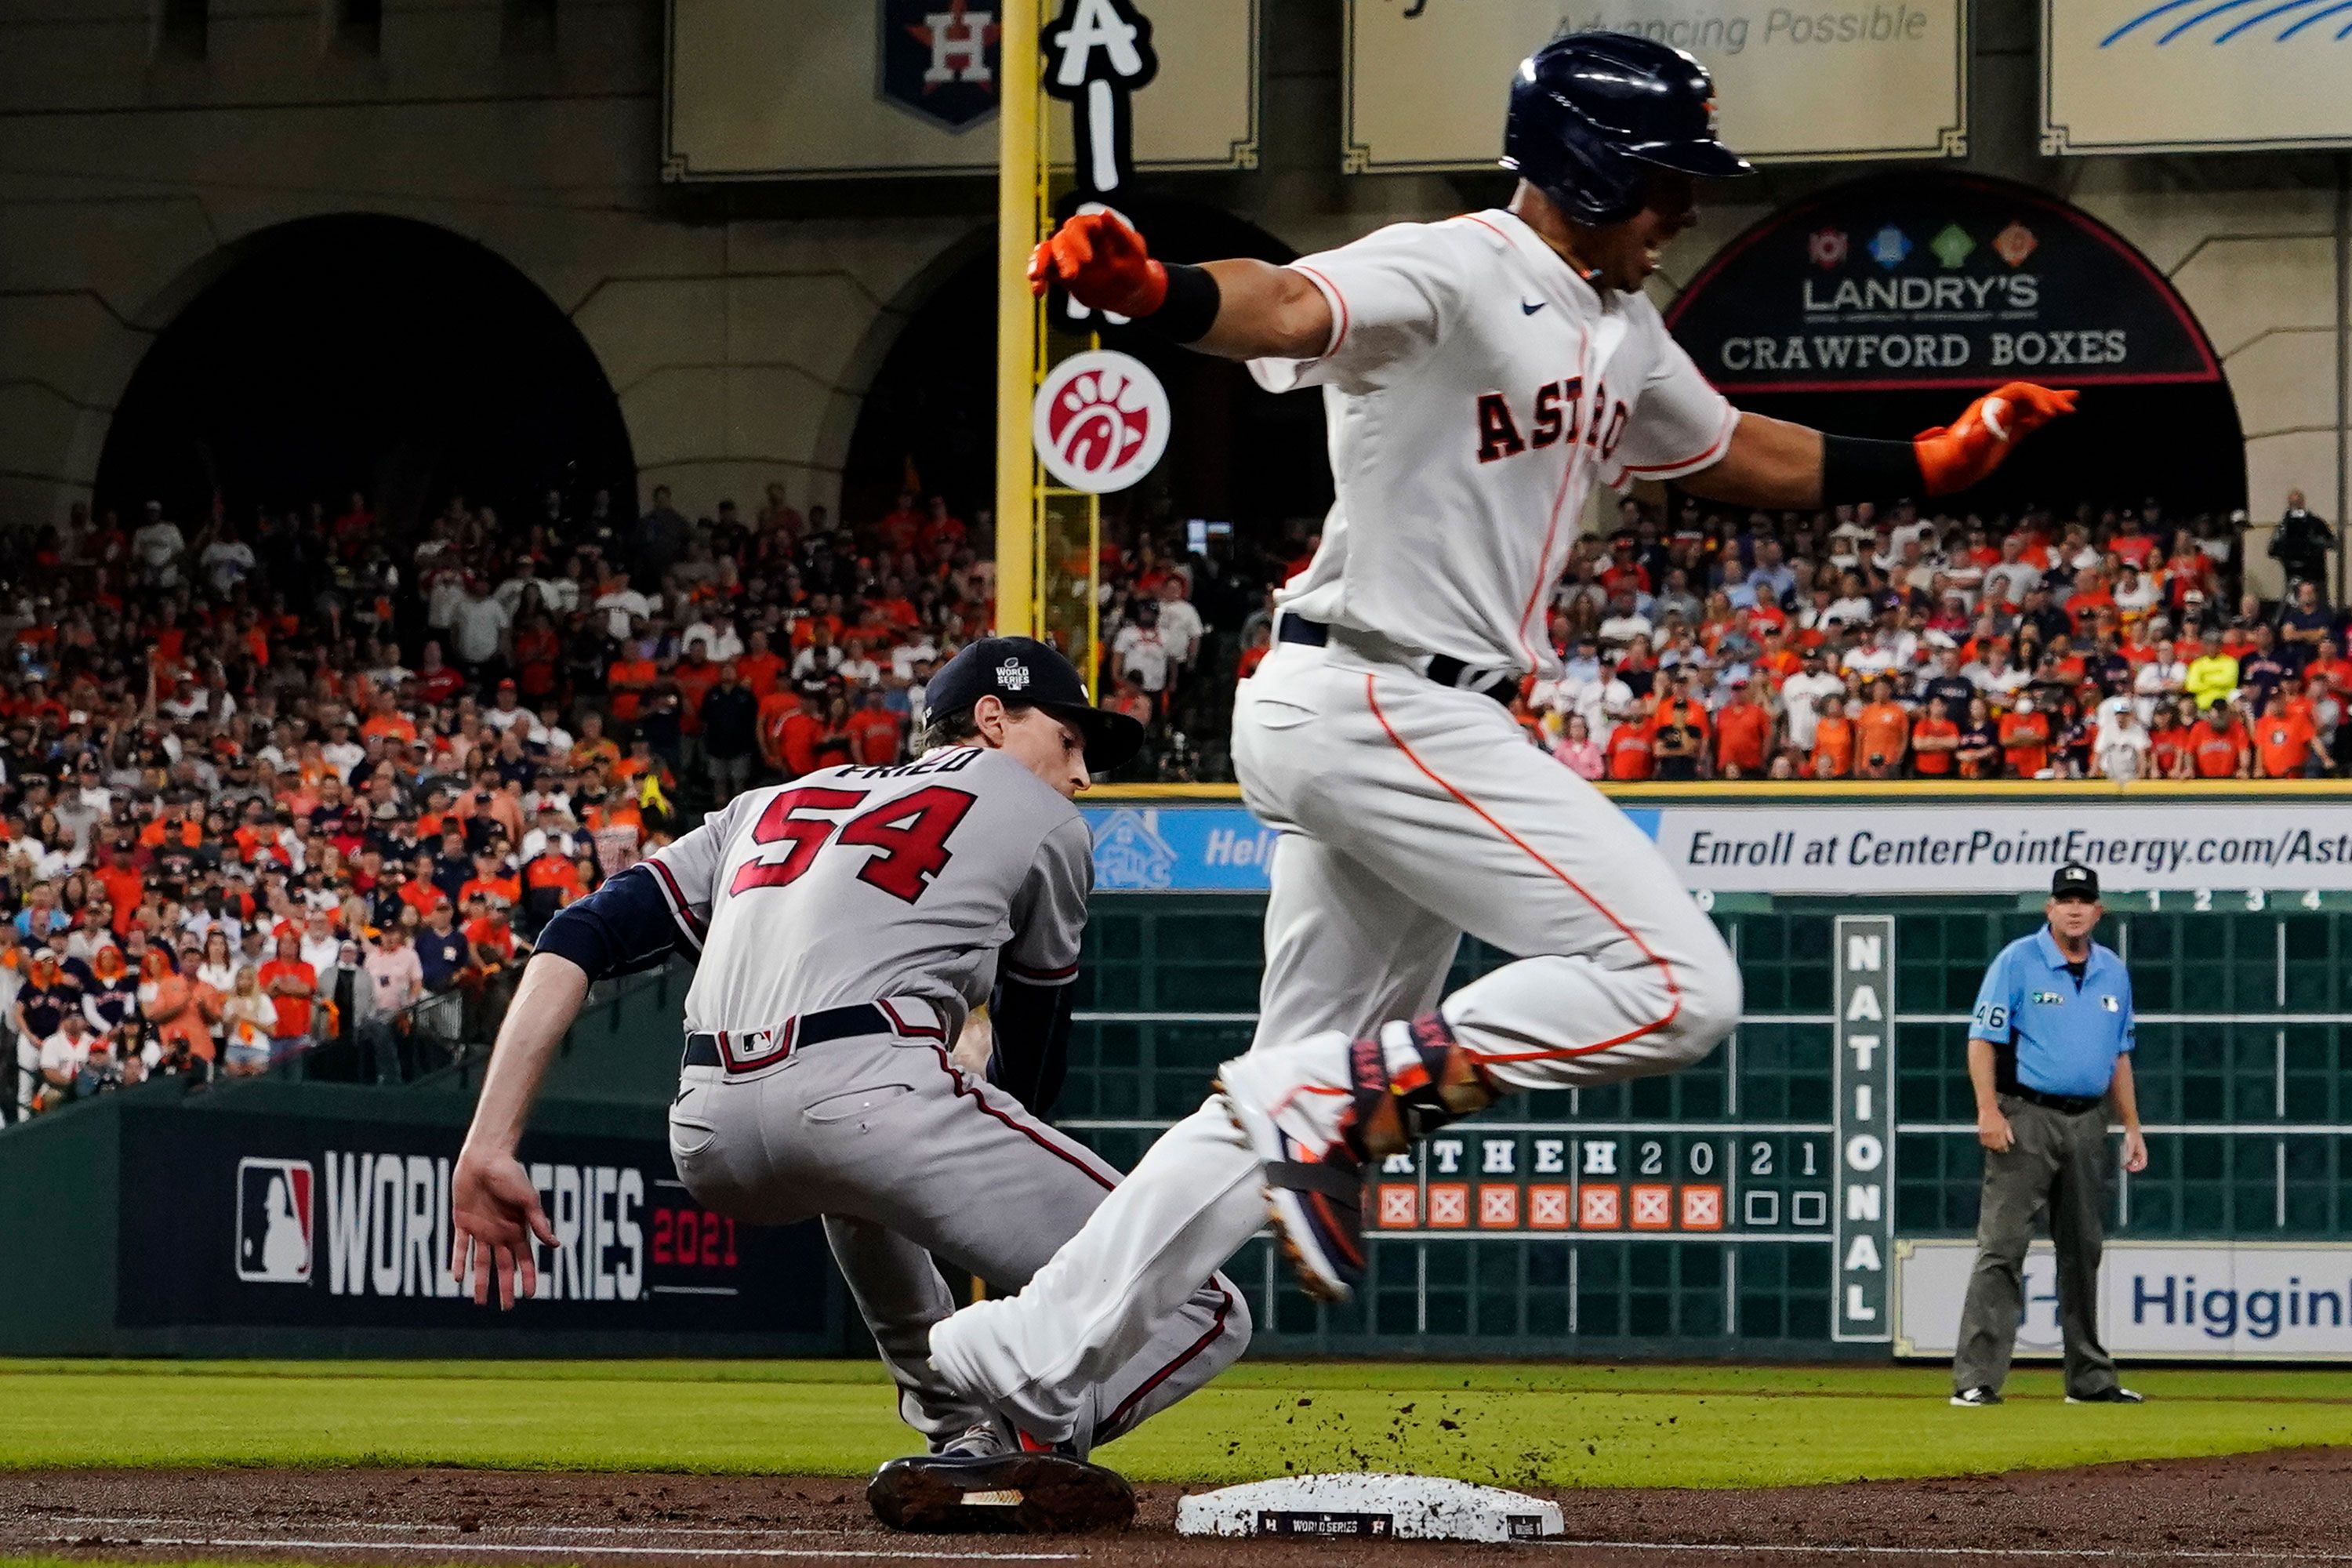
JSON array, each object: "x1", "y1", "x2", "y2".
[{"x1": 930, "y1": 637, "x2": 1741, "y2": 1439}]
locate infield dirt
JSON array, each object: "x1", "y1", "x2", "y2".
[{"x1": 2, "y1": 1450, "x2": 2347, "y2": 1567}]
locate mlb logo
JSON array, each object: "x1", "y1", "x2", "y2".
[
  {"x1": 1578, "y1": 1184, "x2": 1622, "y2": 1229},
  {"x1": 1680, "y1": 1184, "x2": 1725, "y2": 1231},
  {"x1": 1630, "y1": 1183, "x2": 1674, "y2": 1229},
  {"x1": 1376, "y1": 1184, "x2": 1420, "y2": 1229},
  {"x1": 1426, "y1": 1182, "x2": 1470, "y2": 1229},
  {"x1": 1477, "y1": 1185, "x2": 1519, "y2": 1229},
  {"x1": 235, "y1": 1157, "x2": 314, "y2": 1284}
]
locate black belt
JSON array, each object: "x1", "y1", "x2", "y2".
[
  {"x1": 1275, "y1": 616, "x2": 1517, "y2": 706},
  {"x1": 683, "y1": 1000, "x2": 939, "y2": 1076},
  {"x1": 2008, "y1": 1085, "x2": 2104, "y2": 1116}
]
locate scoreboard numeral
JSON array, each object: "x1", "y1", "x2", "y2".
[
  {"x1": 1687, "y1": 1142, "x2": 1715, "y2": 1177},
  {"x1": 2245, "y1": 887, "x2": 2266, "y2": 912},
  {"x1": 1749, "y1": 1140, "x2": 1773, "y2": 1177},
  {"x1": 1638, "y1": 1140, "x2": 1664, "y2": 1175},
  {"x1": 2303, "y1": 888, "x2": 2324, "y2": 910}
]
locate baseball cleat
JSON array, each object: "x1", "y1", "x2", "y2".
[
  {"x1": 866, "y1": 1449, "x2": 1136, "y2": 1534},
  {"x1": 1218, "y1": 1018, "x2": 1497, "y2": 1305},
  {"x1": 931, "y1": 1420, "x2": 1011, "y2": 1458}
]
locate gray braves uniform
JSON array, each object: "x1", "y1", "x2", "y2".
[{"x1": 539, "y1": 744, "x2": 1247, "y2": 1450}]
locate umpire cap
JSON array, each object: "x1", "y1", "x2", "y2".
[
  {"x1": 926, "y1": 636, "x2": 1145, "y2": 774},
  {"x1": 2052, "y1": 863, "x2": 2100, "y2": 902},
  {"x1": 1501, "y1": 32, "x2": 1753, "y2": 227}
]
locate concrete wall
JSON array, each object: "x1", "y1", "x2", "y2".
[{"x1": 0, "y1": 0, "x2": 2343, "y2": 591}]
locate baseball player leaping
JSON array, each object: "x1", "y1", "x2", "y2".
[
  {"x1": 446, "y1": 637, "x2": 1248, "y2": 1533},
  {"x1": 924, "y1": 32, "x2": 2073, "y2": 1443}
]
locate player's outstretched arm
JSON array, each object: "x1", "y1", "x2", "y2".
[
  {"x1": 1682, "y1": 383, "x2": 2078, "y2": 509},
  {"x1": 449, "y1": 951, "x2": 582, "y2": 1309},
  {"x1": 1028, "y1": 211, "x2": 1331, "y2": 361}
]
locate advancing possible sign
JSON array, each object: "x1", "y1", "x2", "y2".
[
  {"x1": 118, "y1": 1107, "x2": 833, "y2": 1338},
  {"x1": 1665, "y1": 174, "x2": 2220, "y2": 394},
  {"x1": 665, "y1": 0, "x2": 1258, "y2": 180},
  {"x1": 1650, "y1": 799, "x2": 2352, "y2": 896},
  {"x1": 2043, "y1": 1, "x2": 2352, "y2": 157},
  {"x1": 1896, "y1": 1240, "x2": 2352, "y2": 1361},
  {"x1": 1342, "y1": 1, "x2": 1968, "y2": 172}
]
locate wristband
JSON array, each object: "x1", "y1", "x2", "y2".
[
  {"x1": 1148, "y1": 263, "x2": 1221, "y2": 343},
  {"x1": 1821, "y1": 433, "x2": 1928, "y2": 506}
]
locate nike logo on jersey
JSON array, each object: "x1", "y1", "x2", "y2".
[
  {"x1": 1520, "y1": 299, "x2": 1546, "y2": 315},
  {"x1": 1475, "y1": 376, "x2": 1631, "y2": 466}
]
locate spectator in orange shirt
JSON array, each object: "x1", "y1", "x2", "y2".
[
  {"x1": 458, "y1": 850, "x2": 521, "y2": 910},
  {"x1": 1712, "y1": 677, "x2": 1773, "y2": 778},
  {"x1": 2190, "y1": 702, "x2": 2250, "y2": 778},
  {"x1": 736, "y1": 628, "x2": 786, "y2": 699},
  {"x1": 2253, "y1": 691, "x2": 2326, "y2": 779},
  {"x1": 1646, "y1": 673, "x2": 1710, "y2": 782},
  {"x1": 844, "y1": 686, "x2": 904, "y2": 768},
  {"x1": 256, "y1": 932, "x2": 317, "y2": 1061},
  {"x1": 1998, "y1": 694, "x2": 2053, "y2": 778},
  {"x1": 360, "y1": 691, "x2": 417, "y2": 746},
  {"x1": 1911, "y1": 695, "x2": 1960, "y2": 776},
  {"x1": 1811, "y1": 693, "x2": 1855, "y2": 779},
  {"x1": 672, "y1": 644, "x2": 723, "y2": 737},
  {"x1": 1855, "y1": 677, "x2": 1911, "y2": 777},
  {"x1": 1605, "y1": 709, "x2": 1654, "y2": 782},
  {"x1": 605, "y1": 648, "x2": 659, "y2": 724},
  {"x1": 95, "y1": 840, "x2": 145, "y2": 936}
]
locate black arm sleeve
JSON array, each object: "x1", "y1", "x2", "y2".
[
  {"x1": 985, "y1": 972, "x2": 1076, "y2": 1118},
  {"x1": 532, "y1": 863, "x2": 695, "y2": 983}
]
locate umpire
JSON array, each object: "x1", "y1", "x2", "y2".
[{"x1": 1951, "y1": 863, "x2": 2150, "y2": 1406}]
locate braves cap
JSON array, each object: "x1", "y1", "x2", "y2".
[
  {"x1": 2052, "y1": 863, "x2": 2100, "y2": 902},
  {"x1": 925, "y1": 636, "x2": 1145, "y2": 773}
]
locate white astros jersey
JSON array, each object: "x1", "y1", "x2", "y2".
[
  {"x1": 1251, "y1": 208, "x2": 1736, "y2": 679},
  {"x1": 638, "y1": 746, "x2": 1091, "y2": 1039}
]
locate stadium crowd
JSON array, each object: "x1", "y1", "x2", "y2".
[
  {"x1": 1478, "y1": 492, "x2": 2347, "y2": 785},
  {"x1": 0, "y1": 469, "x2": 2336, "y2": 1123}
]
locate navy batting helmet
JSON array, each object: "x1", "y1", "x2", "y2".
[{"x1": 1501, "y1": 32, "x2": 1752, "y2": 227}]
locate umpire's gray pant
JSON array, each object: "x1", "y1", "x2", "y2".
[
  {"x1": 667, "y1": 1002, "x2": 1249, "y2": 1455},
  {"x1": 1952, "y1": 1094, "x2": 2121, "y2": 1399}
]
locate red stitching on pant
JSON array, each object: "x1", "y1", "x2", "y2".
[
  {"x1": 1363, "y1": 672, "x2": 1682, "y2": 1061},
  {"x1": 924, "y1": 1047, "x2": 1114, "y2": 1192},
  {"x1": 1103, "y1": 1283, "x2": 1233, "y2": 1432}
]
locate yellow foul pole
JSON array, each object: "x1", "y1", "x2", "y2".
[{"x1": 993, "y1": 0, "x2": 1040, "y2": 638}]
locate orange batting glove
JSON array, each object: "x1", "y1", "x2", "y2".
[
  {"x1": 1027, "y1": 211, "x2": 1168, "y2": 318},
  {"x1": 1914, "y1": 382, "x2": 2078, "y2": 496}
]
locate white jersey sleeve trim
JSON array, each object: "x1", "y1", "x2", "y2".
[{"x1": 1617, "y1": 402, "x2": 1740, "y2": 481}]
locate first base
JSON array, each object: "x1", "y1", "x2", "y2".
[{"x1": 1175, "y1": 1473, "x2": 1563, "y2": 1543}]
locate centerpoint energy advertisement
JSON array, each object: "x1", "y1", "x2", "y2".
[{"x1": 1083, "y1": 797, "x2": 2352, "y2": 897}]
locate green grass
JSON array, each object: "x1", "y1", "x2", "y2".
[{"x1": 2, "y1": 1359, "x2": 2348, "y2": 1489}]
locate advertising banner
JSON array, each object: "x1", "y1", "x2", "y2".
[
  {"x1": 1896, "y1": 1240, "x2": 2352, "y2": 1361},
  {"x1": 664, "y1": 0, "x2": 1258, "y2": 180},
  {"x1": 1664, "y1": 175, "x2": 2220, "y2": 395},
  {"x1": 1085, "y1": 798, "x2": 2352, "y2": 898},
  {"x1": 2043, "y1": 1, "x2": 2352, "y2": 157},
  {"x1": 116, "y1": 1106, "x2": 833, "y2": 1337},
  {"x1": 1647, "y1": 799, "x2": 2352, "y2": 897},
  {"x1": 1342, "y1": 1, "x2": 1968, "y2": 172}
]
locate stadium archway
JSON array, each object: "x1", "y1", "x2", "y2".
[
  {"x1": 1666, "y1": 174, "x2": 2246, "y2": 516},
  {"x1": 838, "y1": 197, "x2": 1333, "y2": 544},
  {"x1": 94, "y1": 215, "x2": 635, "y2": 534}
]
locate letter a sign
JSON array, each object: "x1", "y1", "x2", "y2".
[{"x1": 879, "y1": 0, "x2": 1004, "y2": 132}]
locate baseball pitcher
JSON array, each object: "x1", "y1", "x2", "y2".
[
  {"x1": 927, "y1": 32, "x2": 2073, "y2": 1443},
  {"x1": 446, "y1": 637, "x2": 1247, "y2": 1532}
]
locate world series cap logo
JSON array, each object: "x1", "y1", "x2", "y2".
[{"x1": 996, "y1": 658, "x2": 1031, "y2": 691}]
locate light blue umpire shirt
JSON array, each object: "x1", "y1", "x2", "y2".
[{"x1": 1967, "y1": 926, "x2": 2135, "y2": 1100}]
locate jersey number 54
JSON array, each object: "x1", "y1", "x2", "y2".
[{"x1": 728, "y1": 785, "x2": 978, "y2": 905}]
